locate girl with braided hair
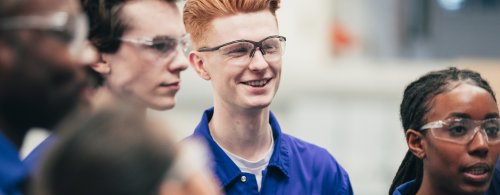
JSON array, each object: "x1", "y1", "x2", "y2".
[{"x1": 390, "y1": 67, "x2": 500, "y2": 195}]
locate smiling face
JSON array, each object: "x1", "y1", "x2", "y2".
[
  {"x1": 101, "y1": 0, "x2": 188, "y2": 110},
  {"x1": 419, "y1": 83, "x2": 500, "y2": 194},
  {"x1": 190, "y1": 10, "x2": 281, "y2": 111}
]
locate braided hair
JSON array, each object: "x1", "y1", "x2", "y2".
[{"x1": 388, "y1": 67, "x2": 496, "y2": 194}]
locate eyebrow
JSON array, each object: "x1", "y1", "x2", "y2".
[
  {"x1": 484, "y1": 113, "x2": 500, "y2": 119},
  {"x1": 153, "y1": 33, "x2": 188, "y2": 40},
  {"x1": 448, "y1": 112, "x2": 470, "y2": 119},
  {"x1": 447, "y1": 112, "x2": 499, "y2": 119}
]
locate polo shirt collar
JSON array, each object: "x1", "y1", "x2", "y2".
[
  {"x1": 193, "y1": 107, "x2": 290, "y2": 187},
  {"x1": 393, "y1": 180, "x2": 416, "y2": 195}
]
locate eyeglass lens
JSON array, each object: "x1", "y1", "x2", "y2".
[
  {"x1": 218, "y1": 37, "x2": 285, "y2": 64},
  {"x1": 433, "y1": 118, "x2": 500, "y2": 143},
  {"x1": 143, "y1": 35, "x2": 189, "y2": 59}
]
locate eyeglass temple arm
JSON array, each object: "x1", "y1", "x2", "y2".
[
  {"x1": 420, "y1": 121, "x2": 445, "y2": 130},
  {"x1": 0, "y1": 12, "x2": 69, "y2": 30}
]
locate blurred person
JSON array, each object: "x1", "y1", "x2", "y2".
[
  {"x1": 33, "y1": 106, "x2": 220, "y2": 195},
  {"x1": 0, "y1": 0, "x2": 96, "y2": 194},
  {"x1": 23, "y1": 0, "x2": 190, "y2": 175},
  {"x1": 390, "y1": 67, "x2": 500, "y2": 195},
  {"x1": 183, "y1": 0, "x2": 353, "y2": 194}
]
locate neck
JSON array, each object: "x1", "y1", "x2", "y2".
[{"x1": 209, "y1": 103, "x2": 273, "y2": 161}]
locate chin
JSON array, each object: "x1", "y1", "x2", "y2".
[
  {"x1": 148, "y1": 99, "x2": 176, "y2": 111},
  {"x1": 459, "y1": 184, "x2": 490, "y2": 195},
  {"x1": 244, "y1": 99, "x2": 272, "y2": 110}
]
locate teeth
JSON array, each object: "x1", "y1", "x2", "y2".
[
  {"x1": 245, "y1": 80, "x2": 267, "y2": 87},
  {"x1": 467, "y1": 167, "x2": 488, "y2": 175}
]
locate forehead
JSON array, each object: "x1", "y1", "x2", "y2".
[
  {"x1": 207, "y1": 10, "x2": 278, "y2": 44},
  {"x1": 121, "y1": 0, "x2": 184, "y2": 37},
  {"x1": 426, "y1": 83, "x2": 498, "y2": 121},
  {"x1": 16, "y1": 0, "x2": 79, "y2": 15}
]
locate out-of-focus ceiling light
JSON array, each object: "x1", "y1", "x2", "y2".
[{"x1": 438, "y1": 0, "x2": 466, "y2": 11}]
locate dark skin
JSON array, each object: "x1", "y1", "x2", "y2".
[
  {"x1": 0, "y1": 0, "x2": 93, "y2": 148},
  {"x1": 406, "y1": 83, "x2": 500, "y2": 195}
]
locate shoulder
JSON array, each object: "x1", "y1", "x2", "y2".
[
  {"x1": 282, "y1": 133, "x2": 339, "y2": 164},
  {"x1": 393, "y1": 180, "x2": 416, "y2": 195},
  {"x1": 24, "y1": 135, "x2": 56, "y2": 173},
  {"x1": 281, "y1": 133, "x2": 353, "y2": 194}
]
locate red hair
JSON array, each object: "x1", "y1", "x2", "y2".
[{"x1": 183, "y1": 0, "x2": 280, "y2": 47}]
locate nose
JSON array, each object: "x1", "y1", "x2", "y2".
[
  {"x1": 167, "y1": 50, "x2": 189, "y2": 72},
  {"x1": 248, "y1": 48, "x2": 269, "y2": 72},
  {"x1": 467, "y1": 128, "x2": 489, "y2": 158}
]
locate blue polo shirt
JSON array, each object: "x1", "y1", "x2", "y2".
[
  {"x1": 392, "y1": 180, "x2": 416, "y2": 195},
  {"x1": 487, "y1": 159, "x2": 500, "y2": 195},
  {"x1": 23, "y1": 135, "x2": 56, "y2": 174},
  {"x1": 0, "y1": 133, "x2": 26, "y2": 195},
  {"x1": 189, "y1": 108, "x2": 353, "y2": 195}
]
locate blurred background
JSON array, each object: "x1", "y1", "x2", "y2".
[{"x1": 22, "y1": 0, "x2": 500, "y2": 194}]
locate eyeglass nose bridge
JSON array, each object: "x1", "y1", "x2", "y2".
[
  {"x1": 468, "y1": 126, "x2": 490, "y2": 143},
  {"x1": 249, "y1": 41, "x2": 266, "y2": 58}
]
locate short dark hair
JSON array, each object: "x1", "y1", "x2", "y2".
[
  {"x1": 389, "y1": 67, "x2": 497, "y2": 194},
  {"x1": 36, "y1": 106, "x2": 177, "y2": 195}
]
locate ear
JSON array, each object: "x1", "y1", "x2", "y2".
[
  {"x1": 189, "y1": 51, "x2": 211, "y2": 80},
  {"x1": 406, "y1": 129, "x2": 426, "y2": 159},
  {"x1": 90, "y1": 54, "x2": 111, "y2": 75}
]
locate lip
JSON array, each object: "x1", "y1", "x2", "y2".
[
  {"x1": 461, "y1": 162, "x2": 492, "y2": 184},
  {"x1": 158, "y1": 81, "x2": 180, "y2": 90}
]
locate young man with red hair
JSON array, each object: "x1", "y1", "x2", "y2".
[{"x1": 184, "y1": 0, "x2": 353, "y2": 194}]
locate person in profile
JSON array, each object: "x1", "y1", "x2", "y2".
[
  {"x1": 33, "y1": 105, "x2": 220, "y2": 195},
  {"x1": 390, "y1": 67, "x2": 500, "y2": 195},
  {"x1": 0, "y1": 0, "x2": 96, "y2": 193},
  {"x1": 80, "y1": 0, "x2": 189, "y2": 112},
  {"x1": 183, "y1": 0, "x2": 353, "y2": 194}
]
